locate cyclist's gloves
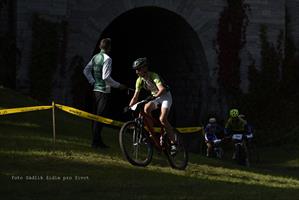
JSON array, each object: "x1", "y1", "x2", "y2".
[{"x1": 123, "y1": 106, "x2": 130, "y2": 113}]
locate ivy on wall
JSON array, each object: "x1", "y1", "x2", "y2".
[
  {"x1": 30, "y1": 14, "x2": 67, "y2": 102},
  {"x1": 250, "y1": 25, "x2": 282, "y2": 96},
  {"x1": 69, "y1": 55, "x2": 93, "y2": 111},
  {"x1": 281, "y1": 8, "x2": 299, "y2": 102},
  {"x1": 0, "y1": 0, "x2": 17, "y2": 89},
  {"x1": 245, "y1": 23, "x2": 299, "y2": 144},
  {"x1": 216, "y1": 0, "x2": 250, "y2": 99},
  {"x1": 246, "y1": 25, "x2": 283, "y2": 129}
]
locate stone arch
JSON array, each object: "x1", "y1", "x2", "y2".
[{"x1": 68, "y1": 1, "x2": 221, "y2": 125}]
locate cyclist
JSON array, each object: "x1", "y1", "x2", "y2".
[
  {"x1": 204, "y1": 117, "x2": 222, "y2": 157},
  {"x1": 225, "y1": 109, "x2": 247, "y2": 136},
  {"x1": 225, "y1": 109, "x2": 248, "y2": 163},
  {"x1": 128, "y1": 57, "x2": 176, "y2": 154},
  {"x1": 239, "y1": 114, "x2": 254, "y2": 144}
]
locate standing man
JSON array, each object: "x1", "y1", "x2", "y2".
[{"x1": 83, "y1": 38, "x2": 127, "y2": 149}]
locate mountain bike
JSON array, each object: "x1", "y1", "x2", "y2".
[
  {"x1": 119, "y1": 98, "x2": 188, "y2": 170},
  {"x1": 232, "y1": 133, "x2": 249, "y2": 166},
  {"x1": 212, "y1": 139, "x2": 224, "y2": 159}
]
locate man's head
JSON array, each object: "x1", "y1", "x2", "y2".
[
  {"x1": 132, "y1": 57, "x2": 148, "y2": 77},
  {"x1": 99, "y1": 38, "x2": 111, "y2": 53}
]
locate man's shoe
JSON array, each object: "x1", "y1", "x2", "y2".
[
  {"x1": 91, "y1": 144, "x2": 99, "y2": 149},
  {"x1": 98, "y1": 143, "x2": 110, "y2": 149},
  {"x1": 91, "y1": 143, "x2": 110, "y2": 149}
]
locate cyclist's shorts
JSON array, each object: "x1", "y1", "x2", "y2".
[{"x1": 152, "y1": 91, "x2": 172, "y2": 109}]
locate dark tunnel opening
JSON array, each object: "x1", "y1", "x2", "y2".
[{"x1": 94, "y1": 6, "x2": 209, "y2": 126}]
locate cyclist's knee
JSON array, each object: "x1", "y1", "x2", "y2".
[
  {"x1": 206, "y1": 142, "x2": 213, "y2": 148},
  {"x1": 159, "y1": 116, "x2": 168, "y2": 126},
  {"x1": 144, "y1": 103, "x2": 154, "y2": 114}
]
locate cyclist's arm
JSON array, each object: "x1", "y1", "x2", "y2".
[
  {"x1": 129, "y1": 78, "x2": 142, "y2": 106},
  {"x1": 152, "y1": 73, "x2": 166, "y2": 97},
  {"x1": 129, "y1": 90, "x2": 140, "y2": 106},
  {"x1": 224, "y1": 119, "x2": 232, "y2": 136},
  {"x1": 153, "y1": 83, "x2": 166, "y2": 97}
]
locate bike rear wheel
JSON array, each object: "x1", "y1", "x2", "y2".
[
  {"x1": 235, "y1": 143, "x2": 248, "y2": 166},
  {"x1": 164, "y1": 130, "x2": 188, "y2": 170},
  {"x1": 119, "y1": 121, "x2": 153, "y2": 167}
]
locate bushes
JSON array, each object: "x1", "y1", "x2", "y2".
[
  {"x1": 30, "y1": 14, "x2": 67, "y2": 103},
  {"x1": 216, "y1": 0, "x2": 250, "y2": 104}
]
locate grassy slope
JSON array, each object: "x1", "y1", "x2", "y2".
[{"x1": 1, "y1": 87, "x2": 299, "y2": 200}]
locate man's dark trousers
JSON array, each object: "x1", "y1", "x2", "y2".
[{"x1": 92, "y1": 91, "x2": 110, "y2": 147}]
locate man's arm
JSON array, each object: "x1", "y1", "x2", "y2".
[
  {"x1": 83, "y1": 59, "x2": 95, "y2": 86},
  {"x1": 102, "y1": 58, "x2": 121, "y2": 88}
]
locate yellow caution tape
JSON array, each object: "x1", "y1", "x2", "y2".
[
  {"x1": 55, "y1": 104, "x2": 202, "y2": 133},
  {"x1": 55, "y1": 104, "x2": 124, "y2": 127},
  {"x1": 177, "y1": 127, "x2": 203, "y2": 133},
  {"x1": 0, "y1": 103, "x2": 202, "y2": 133},
  {"x1": 0, "y1": 105, "x2": 53, "y2": 116}
]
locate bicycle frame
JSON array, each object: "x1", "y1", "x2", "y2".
[
  {"x1": 134, "y1": 107, "x2": 166, "y2": 152},
  {"x1": 128, "y1": 99, "x2": 168, "y2": 152},
  {"x1": 121, "y1": 99, "x2": 189, "y2": 170},
  {"x1": 232, "y1": 133, "x2": 249, "y2": 166}
]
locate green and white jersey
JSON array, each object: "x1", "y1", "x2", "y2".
[
  {"x1": 135, "y1": 72, "x2": 163, "y2": 95},
  {"x1": 83, "y1": 50, "x2": 120, "y2": 93},
  {"x1": 92, "y1": 52, "x2": 106, "y2": 92}
]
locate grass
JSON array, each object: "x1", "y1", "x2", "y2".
[{"x1": 1, "y1": 87, "x2": 299, "y2": 199}]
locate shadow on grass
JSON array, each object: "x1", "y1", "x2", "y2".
[{"x1": 1, "y1": 150, "x2": 299, "y2": 200}]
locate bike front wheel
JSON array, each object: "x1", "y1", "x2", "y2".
[
  {"x1": 119, "y1": 121, "x2": 153, "y2": 167},
  {"x1": 165, "y1": 130, "x2": 188, "y2": 170}
]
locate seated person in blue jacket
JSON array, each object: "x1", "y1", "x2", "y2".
[{"x1": 204, "y1": 117, "x2": 223, "y2": 157}]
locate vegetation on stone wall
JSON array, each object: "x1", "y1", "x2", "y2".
[
  {"x1": 216, "y1": 2, "x2": 299, "y2": 144},
  {"x1": 216, "y1": 0, "x2": 250, "y2": 106},
  {"x1": 69, "y1": 55, "x2": 93, "y2": 111},
  {"x1": 0, "y1": 0, "x2": 16, "y2": 89},
  {"x1": 0, "y1": 0, "x2": 8, "y2": 11},
  {"x1": 30, "y1": 14, "x2": 66, "y2": 102},
  {"x1": 281, "y1": 8, "x2": 299, "y2": 104},
  {"x1": 245, "y1": 25, "x2": 283, "y2": 129},
  {"x1": 244, "y1": 23, "x2": 299, "y2": 144}
]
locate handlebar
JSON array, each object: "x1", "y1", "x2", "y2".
[{"x1": 124, "y1": 96, "x2": 157, "y2": 113}]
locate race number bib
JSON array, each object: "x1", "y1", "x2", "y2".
[{"x1": 232, "y1": 134, "x2": 243, "y2": 140}]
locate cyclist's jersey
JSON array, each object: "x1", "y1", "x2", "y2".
[
  {"x1": 205, "y1": 124, "x2": 217, "y2": 141},
  {"x1": 225, "y1": 117, "x2": 247, "y2": 132},
  {"x1": 135, "y1": 71, "x2": 168, "y2": 95},
  {"x1": 204, "y1": 123, "x2": 218, "y2": 135}
]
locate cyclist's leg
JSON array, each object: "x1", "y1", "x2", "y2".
[
  {"x1": 160, "y1": 107, "x2": 175, "y2": 142},
  {"x1": 144, "y1": 101, "x2": 156, "y2": 133},
  {"x1": 206, "y1": 141, "x2": 213, "y2": 157},
  {"x1": 153, "y1": 92, "x2": 174, "y2": 141}
]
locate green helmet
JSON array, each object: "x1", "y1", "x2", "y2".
[{"x1": 229, "y1": 109, "x2": 239, "y2": 118}]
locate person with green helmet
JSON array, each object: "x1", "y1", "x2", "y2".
[
  {"x1": 225, "y1": 109, "x2": 247, "y2": 135},
  {"x1": 225, "y1": 108, "x2": 248, "y2": 164}
]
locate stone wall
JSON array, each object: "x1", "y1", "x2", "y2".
[{"x1": 11, "y1": 0, "x2": 298, "y2": 125}]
